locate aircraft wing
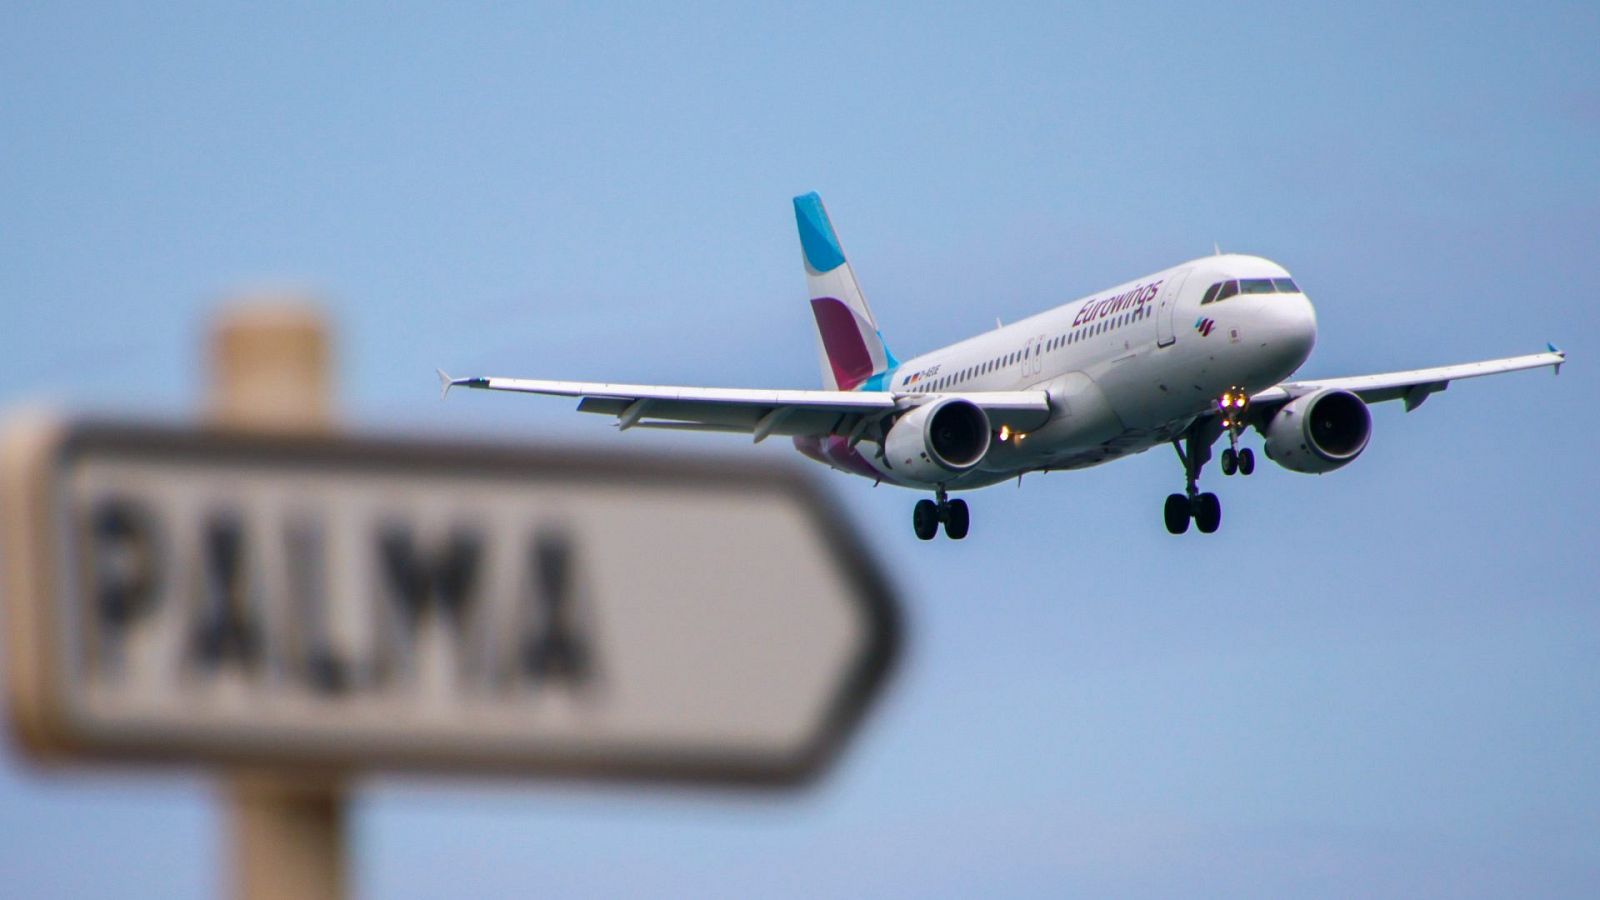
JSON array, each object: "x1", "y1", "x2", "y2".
[
  {"x1": 1249, "y1": 347, "x2": 1566, "y2": 412},
  {"x1": 440, "y1": 373, "x2": 1053, "y2": 441}
]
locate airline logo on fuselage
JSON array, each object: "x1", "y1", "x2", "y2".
[{"x1": 1071, "y1": 280, "x2": 1163, "y2": 330}]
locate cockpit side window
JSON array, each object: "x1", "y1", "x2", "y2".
[
  {"x1": 1272, "y1": 277, "x2": 1299, "y2": 293},
  {"x1": 1201, "y1": 282, "x2": 1221, "y2": 304},
  {"x1": 1215, "y1": 280, "x2": 1239, "y2": 302}
]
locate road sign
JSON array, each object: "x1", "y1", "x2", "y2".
[{"x1": 2, "y1": 416, "x2": 900, "y2": 785}]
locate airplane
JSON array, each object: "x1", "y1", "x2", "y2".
[{"x1": 441, "y1": 192, "x2": 1566, "y2": 540}]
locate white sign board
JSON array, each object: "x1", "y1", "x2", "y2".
[{"x1": 2, "y1": 418, "x2": 899, "y2": 784}]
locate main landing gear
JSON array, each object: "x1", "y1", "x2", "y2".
[
  {"x1": 913, "y1": 486, "x2": 969, "y2": 541},
  {"x1": 1165, "y1": 418, "x2": 1223, "y2": 535},
  {"x1": 1164, "y1": 389, "x2": 1264, "y2": 534}
]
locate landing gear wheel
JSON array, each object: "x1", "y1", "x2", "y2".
[
  {"x1": 1238, "y1": 448, "x2": 1255, "y2": 476},
  {"x1": 1164, "y1": 494, "x2": 1191, "y2": 534},
  {"x1": 1220, "y1": 448, "x2": 1237, "y2": 476},
  {"x1": 1193, "y1": 492, "x2": 1222, "y2": 533},
  {"x1": 913, "y1": 499, "x2": 939, "y2": 541},
  {"x1": 944, "y1": 499, "x2": 970, "y2": 540}
]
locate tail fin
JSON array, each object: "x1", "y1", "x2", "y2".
[{"x1": 794, "y1": 193, "x2": 898, "y2": 391}]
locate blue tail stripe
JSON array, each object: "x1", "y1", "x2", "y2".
[{"x1": 793, "y1": 192, "x2": 847, "y2": 273}]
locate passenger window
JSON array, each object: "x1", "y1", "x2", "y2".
[
  {"x1": 1216, "y1": 280, "x2": 1239, "y2": 302},
  {"x1": 1273, "y1": 277, "x2": 1299, "y2": 293}
]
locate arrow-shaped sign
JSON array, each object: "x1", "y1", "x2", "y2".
[{"x1": 2, "y1": 417, "x2": 901, "y2": 785}]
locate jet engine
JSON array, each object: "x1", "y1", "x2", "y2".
[
  {"x1": 882, "y1": 398, "x2": 992, "y2": 483},
  {"x1": 1262, "y1": 388, "x2": 1371, "y2": 474}
]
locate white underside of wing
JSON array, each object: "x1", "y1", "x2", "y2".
[
  {"x1": 448, "y1": 375, "x2": 1052, "y2": 438},
  {"x1": 1251, "y1": 349, "x2": 1565, "y2": 410}
]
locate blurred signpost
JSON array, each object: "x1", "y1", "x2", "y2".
[{"x1": 1, "y1": 302, "x2": 900, "y2": 899}]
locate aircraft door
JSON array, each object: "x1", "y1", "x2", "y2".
[{"x1": 1155, "y1": 269, "x2": 1191, "y2": 348}]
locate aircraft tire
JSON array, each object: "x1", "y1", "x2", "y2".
[
  {"x1": 913, "y1": 499, "x2": 939, "y2": 540},
  {"x1": 1220, "y1": 448, "x2": 1237, "y2": 476},
  {"x1": 1238, "y1": 448, "x2": 1255, "y2": 476},
  {"x1": 945, "y1": 499, "x2": 970, "y2": 540},
  {"x1": 1194, "y1": 493, "x2": 1222, "y2": 533},
  {"x1": 1164, "y1": 494, "x2": 1191, "y2": 534}
]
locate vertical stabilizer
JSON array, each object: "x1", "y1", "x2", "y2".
[{"x1": 794, "y1": 193, "x2": 898, "y2": 391}]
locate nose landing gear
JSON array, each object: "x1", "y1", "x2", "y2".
[
  {"x1": 1220, "y1": 446, "x2": 1254, "y2": 476},
  {"x1": 913, "y1": 486, "x2": 970, "y2": 541},
  {"x1": 1217, "y1": 387, "x2": 1255, "y2": 477}
]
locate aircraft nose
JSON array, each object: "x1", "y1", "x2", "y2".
[{"x1": 1257, "y1": 292, "x2": 1317, "y2": 376}]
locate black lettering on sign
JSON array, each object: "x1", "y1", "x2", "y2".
[
  {"x1": 283, "y1": 515, "x2": 349, "y2": 695},
  {"x1": 378, "y1": 524, "x2": 482, "y2": 629},
  {"x1": 376, "y1": 523, "x2": 484, "y2": 682},
  {"x1": 82, "y1": 496, "x2": 163, "y2": 676},
  {"x1": 189, "y1": 510, "x2": 263, "y2": 673},
  {"x1": 518, "y1": 528, "x2": 596, "y2": 690}
]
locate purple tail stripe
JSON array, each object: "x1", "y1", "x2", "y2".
[{"x1": 810, "y1": 297, "x2": 875, "y2": 391}]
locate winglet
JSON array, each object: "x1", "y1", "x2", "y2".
[
  {"x1": 437, "y1": 369, "x2": 489, "y2": 398},
  {"x1": 793, "y1": 192, "x2": 847, "y2": 274},
  {"x1": 1549, "y1": 342, "x2": 1565, "y2": 374}
]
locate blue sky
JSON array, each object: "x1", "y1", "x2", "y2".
[{"x1": 3, "y1": 2, "x2": 1598, "y2": 896}]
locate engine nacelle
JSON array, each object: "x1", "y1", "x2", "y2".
[
  {"x1": 1263, "y1": 388, "x2": 1372, "y2": 474},
  {"x1": 882, "y1": 398, "x2": 992, "y2": 484}
]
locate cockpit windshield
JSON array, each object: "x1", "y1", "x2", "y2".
[{"x1": 1200, "y1": 276, "x2": 1300, "y2": 304}]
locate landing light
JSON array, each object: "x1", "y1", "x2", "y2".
[{"x1": 998, "y1": 425, "x2": 1011, "y2": 442}]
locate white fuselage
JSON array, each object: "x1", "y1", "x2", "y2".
[{"x1": 832, "y1": 254, "x2": 1318, "y2": 489}]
